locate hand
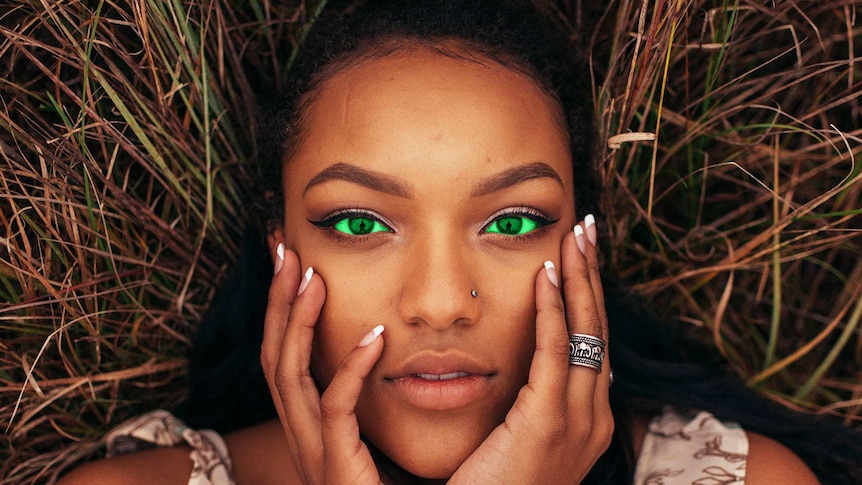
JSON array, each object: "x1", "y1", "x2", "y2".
[
  {"x1": 260, "y1": 245, "x2": 387, "y2": 484},
  {"x1": 448, "y1": 217, "x2": 614, "y2": 484}
]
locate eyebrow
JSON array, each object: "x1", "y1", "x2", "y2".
[
  {"x1": 470, "y1": 161, "x2": 564, "y2": 197},
  {"x1": 304, "y1": 163, "x2": 414, "y2": 198},
  {"x1": 303, "y1": 161, "x2": 564, "y2": 198}
]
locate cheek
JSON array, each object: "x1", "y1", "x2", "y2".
[
  {"x1": 496, "y1": 275, "x2": 536, "y2": 372},
  {"x1": 309, "y1": 261, "x2": 388, "y2": 386},
  {"x1": 483, "y1": 266, "x2": 538, "y2": 371},
  {"x1": 477, "y1": 235, "x2": 569, "y2": 374},
  {"x1": 286, "y1": 222, "x2": 369, "y2": 385}
]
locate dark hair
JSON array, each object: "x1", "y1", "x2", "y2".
[
  {"x1": 180, "y1": 1, "x2": 862, "y2": 483},
  {"x1": 254, "y1": 0, "x2": 598, "y2": 231}
]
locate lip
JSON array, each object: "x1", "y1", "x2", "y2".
[{"x1": 383, "y1": 351, "x2": 496, "y2": 411}]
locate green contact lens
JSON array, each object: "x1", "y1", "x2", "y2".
[
  {"x1": 334, "y1": 216, "x2": 389, "y2": 235},
  {"x1": 486, "y1": 216, "x2": 539, "y2": 235}
]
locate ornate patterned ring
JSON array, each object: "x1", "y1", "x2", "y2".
[{"x1": 569, "y1": 334, "x2": 606, "y2": 372}]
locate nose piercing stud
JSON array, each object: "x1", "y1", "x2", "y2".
[{"x1": 471, "y1": 290, "x2": 478, "y2": 298}]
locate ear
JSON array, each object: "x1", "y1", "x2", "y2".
[{"x1": 266, "y1": 227, "x2": 285, "y2": 266}]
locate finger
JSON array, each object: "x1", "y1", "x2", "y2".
[
  {"x1": 561, "y1": 224, "x2": 601, "y2": 413},
  {"x1": 583, "y1": 215, "x2": 613, "y2": 412},
  {"x1": 260, "y1": 244, "x2": 301, "y2": 416},
  {"x1": 278, "y1": 266, "x2": 329, "y2": 483},
  {"x1": 282, "y1": 266, "x2": 327, "y2": 411},
  {"x1": 583, "y1": 214, "x2": 608, "y2": 342},
  {"x1": 260, "y1": 246, "x2": 317, "y2": 479},
  {"x1": 525, "y1": 260, "x2": 570, "y2": 410},
  {"x1": 320, "y1": 326, "x2": 385, "y2": 482},
  {"x1": 563, "y1": 225, "x2": 604, "y2": 340}
]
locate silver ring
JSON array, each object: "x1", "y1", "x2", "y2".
[{"x1": 569, "y1": 334, "x2": 605, "y2": 372}]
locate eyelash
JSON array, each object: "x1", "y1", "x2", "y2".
[
  {"x1": 308, "y1": 207, "x2": 557, "y2": 242},
  {"x1": 308, "y1": 208, "x2": 392, "y2": 244},
  {"x1": 481, "y1": 207, "x2": 557, "y2": 241}
]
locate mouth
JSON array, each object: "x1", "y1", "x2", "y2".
[
  {"x1": 383, "y1": 352, "x2": 497, "y2": 411},
  {"x1": 411, "y1": 371, "x2": 472, "y2": 381}
]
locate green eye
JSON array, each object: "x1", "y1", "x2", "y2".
[
  {"x1": 333, "y1": 216, "x2": 390, "y2": 235},
  {"x1": 485, "y1": 216, "x2": 540, "y2": 235}
]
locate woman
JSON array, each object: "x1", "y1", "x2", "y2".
[{"x1": 60, "y1": 0, "x2": 862, "y2": 483}]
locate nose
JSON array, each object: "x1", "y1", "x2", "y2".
[{"x1": 397, "y1": 232, "x2": 481, "y2": 331}]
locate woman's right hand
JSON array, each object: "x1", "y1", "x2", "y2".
[{"x1": 260, "y1": 244, "x2": 387, "y2": 485}]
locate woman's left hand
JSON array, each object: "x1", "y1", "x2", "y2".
[{"x1": 449, "y1": 217, "x2": 614, "y2": 484}]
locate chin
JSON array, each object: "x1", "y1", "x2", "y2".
[
  {"x1": 359, "y1": 406, "x2": 500, "y2": 480},
  {"x1": 386, "y1": 424, "x2": 487, "y2": 479}
]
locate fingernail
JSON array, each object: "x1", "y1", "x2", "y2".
[
  {"x1": 585, "y1": 214, "x2": 597, "y2": 246},
  {"x1": 574, "y1": 225, "x2": 586, "y2": 255},
  {"x1": 297, "y1": 267, "x2": 313, "y2": 296},
  {"x1": 358, "y1": 325, "x2": 384, "y2": 347},
  {"x1": 543, "y1": 261, "x2": 559, "y2": 288},
  {"x1": 274, "y1": 243, "x2": 285, "y2": 275}
]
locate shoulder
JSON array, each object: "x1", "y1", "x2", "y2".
[
  {"x1": 632, "y1": 408, "x2": 821, "y2": 485},
  {"x1": 57, "y1": 446, "x2": 194, "y2": 485},
  {"x1": 225, "y1": 419, "x2": 301, "y2": 484},
  {"x1": 745, "y1": 431, "x2": 820, "y2": 485},
  {"x1": 58, "y1": 419, "x2": 299, "y2": 485}
]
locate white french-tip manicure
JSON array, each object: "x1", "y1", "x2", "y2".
[
  {"x1": 573, "y1": 225, "x2": 587, "y2": 255},
  {"x1": 297, "y1": 267, "x2": 313, "y2": 296},
  {"x1": 358, "y1": 325, "x2": 385, "y2": 347},
  {"x1": 543, "y1": 261, "x2": 559, "y2": 288},
  {"x1": 274, "y1": 244, "x2": 285, "y2": 275},
  {"x1": 585, "y1": 214, "x2": 597, "y2": 246}
]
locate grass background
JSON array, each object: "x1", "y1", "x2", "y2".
[{"x1": 1, "y1": 0, "x2": 860, "y2": 483}]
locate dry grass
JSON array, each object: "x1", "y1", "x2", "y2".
[
  {"x1": 1, "y1": 0, "x2": 860, "y2": 483},
  {"x1": 1, "y1": 0, "x2": 305, "y2": 481},
  {"x1": 590, "y1": 0, "x2": 862, "y2": 415}
]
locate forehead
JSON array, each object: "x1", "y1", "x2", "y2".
[{"x1": 287, "y1": 47, "x2": 573, "y2": 193}]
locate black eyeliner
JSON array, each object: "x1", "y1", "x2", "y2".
[{"x1": 307, "y1": 208, "x2": 389, "y2": 229}]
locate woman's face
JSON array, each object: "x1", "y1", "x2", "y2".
[{"x1": 277, "y1": 47, "x2": 576, "y2": 478}]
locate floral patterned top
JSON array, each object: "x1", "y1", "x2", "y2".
[
  {"x1": 633, "y1": 407, "x2": 748, "y2": 485},
  {"x1": 106, "y1": 407, "x2": 748, "y2": 484},
  {"x1": 105, "y1": 410, "x2": 233, "y2": 485}
]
